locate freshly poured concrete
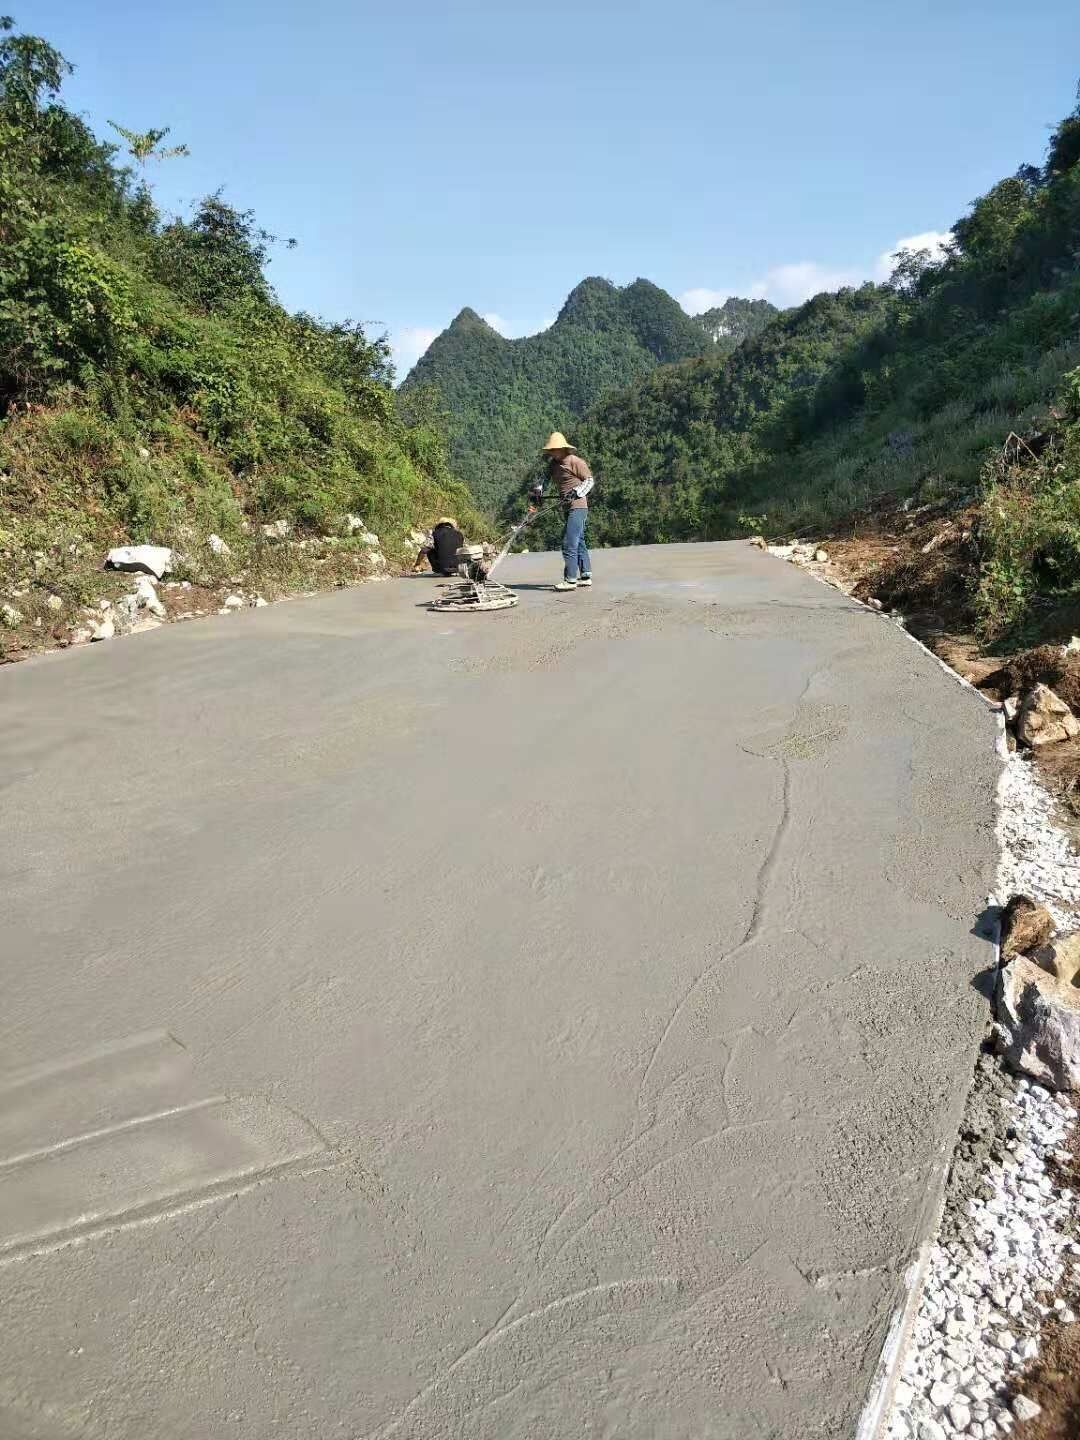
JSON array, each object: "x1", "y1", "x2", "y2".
[{"x1": 0, "y1": 543, "x2": 998, "y2": 1438}]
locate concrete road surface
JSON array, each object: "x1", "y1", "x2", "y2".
[{"x1": 0, "y1": 543, "x2": 998, "y2": 1439}]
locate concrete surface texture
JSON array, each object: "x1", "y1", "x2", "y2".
[{"x1": 0, "y1": 543, "x2": 998, "y2": 1439}]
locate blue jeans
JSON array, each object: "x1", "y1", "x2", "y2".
[{"x1": 562, "y1": 507, "x2": 591, "y2": 581}]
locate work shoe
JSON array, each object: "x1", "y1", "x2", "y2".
[
  {"x1": 553, "y1": 579, "x2": 578, "y2": 591},
  {"x1": 577, "y1": 576, "x2": 593, "y2": 587}
]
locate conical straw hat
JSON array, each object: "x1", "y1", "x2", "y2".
[{"x1": 541, "y1": 431, "x2": 576, "y2": 454}]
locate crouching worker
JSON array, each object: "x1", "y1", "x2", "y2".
[
  {"x1": 530, "y1": 432, "x2": 593, "y2": 591},
  {"x1": 413, "y1": 517, "x2": 465, "y2": 576}
]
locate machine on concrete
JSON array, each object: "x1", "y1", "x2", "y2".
[{"x1": 428, "y1": 507, "x2": 537, "y2": 614}]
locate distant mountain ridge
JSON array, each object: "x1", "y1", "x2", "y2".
[{"x1": 402, "y1": 277, "x2": 776, "y2": 512}]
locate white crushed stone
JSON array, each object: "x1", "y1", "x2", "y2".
[
  {"x1": 995, "y1": 752, "x2": 1080, "y2": 929},
  {"x1": 883, "y1": 1081, "x2": 1075, "y2": 1438},
  {"x1": 879, "y1": 748, "x2": 1080, "y2": 1437}
]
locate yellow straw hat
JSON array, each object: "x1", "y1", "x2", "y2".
[{"x1": 541, "y1": 431, "x2": 576, "y2": 454}]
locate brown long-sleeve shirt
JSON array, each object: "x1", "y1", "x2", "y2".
[{"x1": 547, "y1": 453, "x2": 592, "y2": 510}]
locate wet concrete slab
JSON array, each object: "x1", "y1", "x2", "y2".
[{"x1": 0, "y1": 543, "x2": 998, "y2": 1438}]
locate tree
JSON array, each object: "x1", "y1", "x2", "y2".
[
  {"x1": 0, "y1": 15, "x2": 70, "y2": 118},
  {"x1": 156, "y1": 192, "x2": 295, "y2": 312},
  {"x1": 107, "y1": 120, "x2": 189, "y2": 164}
]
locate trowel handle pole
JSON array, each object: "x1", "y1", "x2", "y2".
[{"x1": 486, "y1": 507, "x2": 538, "y2": 579}]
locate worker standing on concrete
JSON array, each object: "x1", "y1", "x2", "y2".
[{"x1": 531, "y1": 432, "x2": 593, "y2": 592}]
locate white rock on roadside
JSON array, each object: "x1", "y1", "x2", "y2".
[
  {"x1": 134, "y1": 575, "x2": 166, "y2": 617},
  {"x1": 207, "y1": 533, "x2": 230, "y2": 556},
  {"x1": 89, "y1": 618, "x2": 115, "y2": 642},
  {"x1": 996, "y1": 954, "x2": 1080, "y2": 1091},
  {"x1": 929, "y1": 1380, "x2": 956, "y2": 1407},
  {"x1": 104, "y1": 544, "x2": 173, "y2": 579},
  {"x1": 948, "y1": 1400, "x2": 971, "y2": 1432},
  {"x1": 253, "y1": 596, "x2": 269, "y2": 608},
  {"x1": 1011, "y1": 1395, "x2": 1041, "y2": 1422},
  {"x1": 222, "y1": 594, "x2": 244, "y2": 611},
  {"x1": 347, "y1": 515, "x2": 381, "y2": 546}
]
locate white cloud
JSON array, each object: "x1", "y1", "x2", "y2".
[
  {"x1": 680, "y1": 227, "x2": 956, "y2": 318},
  {"x1": 481, "y1": 311, "x2": 510, "y2": 335},
  {"x1": 679, "y1": 287, "x2": 730, "y2": 316},
  {"x1": 874, "y1": 229, "x2": 953, "y2": 282},
  {"x1": 750, "y1": 261, "x2": 862, "y2": 307},
  {"x1": 391, "y1": 325, "x2": 439, "y2": 374}
]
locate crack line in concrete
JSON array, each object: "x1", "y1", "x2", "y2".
[{"x1": 361, "y1": 1276, "x2": 680, "y2": 1439}]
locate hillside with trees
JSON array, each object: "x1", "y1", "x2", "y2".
[
  {"x1": 566, "y1": 91, "x2": 1080, "y2": 641},
  {"x1": 0, "y1": 19, "x2": 482, "y2": 659},
  {"x1": 401, "y1": 278, "x2": 773, "y2": 513},
  {"x1": 692, "y1": 296, "x2": 780, "y2": 353}
]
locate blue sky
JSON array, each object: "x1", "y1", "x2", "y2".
[{"x1": 26, "y1": 0, "x2": 1080, "y2": 375}]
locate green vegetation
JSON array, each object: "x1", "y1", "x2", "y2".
[
  {"x1": 401, "y1": 277, "x2": 755, "y2": 513},
  {"x1": 570, "y1": 90, "x2": 1080, "y2": 639},
  {"x1": 571, "y1": 285, "x2": 895, "y2": 547},
  {"x1": 0, "y1": 18, "x2": 480, "y2": 651}
]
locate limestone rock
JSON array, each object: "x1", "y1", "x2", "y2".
[
  {"x1": 261, "y1": 519, "x2": 290, "y2": 540},
  {"x1": 1016, "y1": 683, "x2": 1080, "y2": 748},
  {"x1": 1031, "y1": 931, "x2": 1080, "y2": 986},
  {"x1": 207, "y1": 533, "x2": 230, "y2": 556},
  {"x1": 1, "y1": 602, "x2": 23, "y2": 628},
  {"x1": 996, "y1": 954, "x2": 1080, "y2": 1091},
  {"x1": 68, "y1": 626, "x2": 93, "y2": 646},
  {"x1": 814, "y1": 548, "x2": 829, "y2": 563},
  {"x1": 750, "y1": 534, "x2": 768, "y2": 549},
  {"x1": 1003, "y1": 694, "x2": 1021, "y2": 724},
  {"x1": 90, "y1": 617, "x2": 115, "y2": 641},
  {"x1": 134, "y1": 575, "x2": 166, "y2": 617},
  {"x1": 45, "y1": 594, "x2": 63, "y2": 613},
  {"x1": 253, "y1": 596, "x2": 269, "y2": 608},
  {"x1": 1000, "y1": 895, "x2": 1055, "y2": 959},
  {"x1": 947, "y1": 1400, "x2": 970, "y2": 1432},
  {"x1": 1012, "y1": 1395, "x2": 1041, "y2": 1422},
  {"x1": 104, "y1": 545, "x2": 173, "y2": 579},
  {"x1": 222, "y1": 594, "x2": 244, "y2": 610}
]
